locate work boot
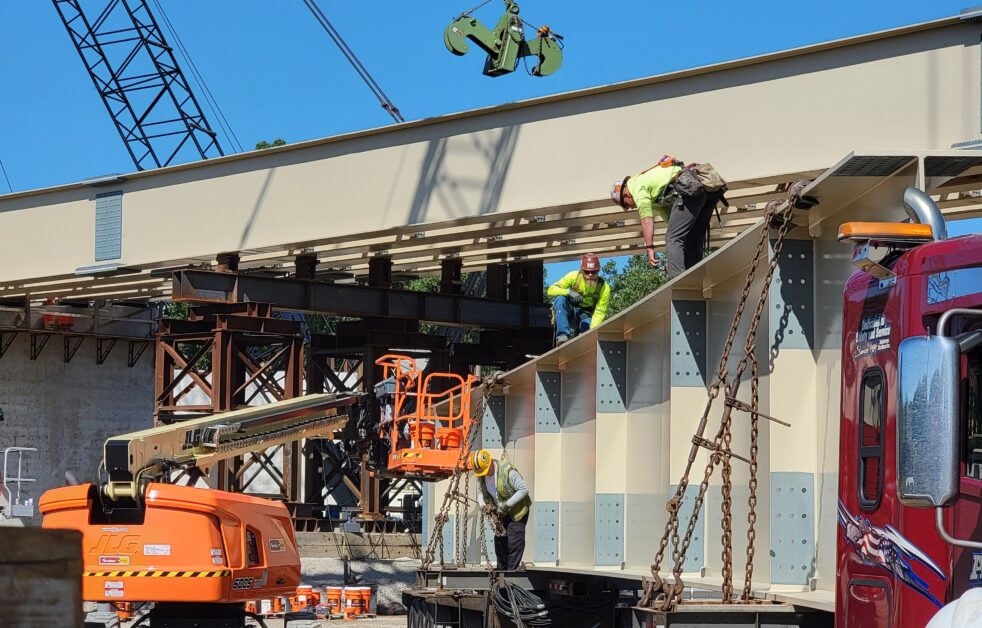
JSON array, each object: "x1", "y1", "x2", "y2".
[{"x1": 556, "y1": 334, "x2": 570, "y2": 345}]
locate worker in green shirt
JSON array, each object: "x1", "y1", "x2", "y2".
[
  {"x1": 546, "y1": 253, "x2": 612, "y2": 344},
  {"x1": 610, "y1": 155, "x2": 719, "y2": 278}
]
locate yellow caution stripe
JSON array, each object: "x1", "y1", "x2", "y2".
[{"x1": 84, "y1": 570, "x2": 231, "y2": 578}]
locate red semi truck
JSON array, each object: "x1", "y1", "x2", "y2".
[{"x1": 836, "y1": 187, "x2": 982, "y2": 626}]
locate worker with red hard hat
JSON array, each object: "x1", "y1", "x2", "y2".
[
  {"x1": 546, "y1": 253, "x2": 612, "y2": 345},
  {"x1": 611, "y1": 155, "x2": 726, "y2": 278}
]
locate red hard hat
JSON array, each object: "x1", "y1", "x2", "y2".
[{"x1": 581, "y1": 253, "x2": 600, "y2": 272}]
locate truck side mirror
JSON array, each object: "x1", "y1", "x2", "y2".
[{"x1": 897, "y1": 335, "x2": 960, "y2": 508}]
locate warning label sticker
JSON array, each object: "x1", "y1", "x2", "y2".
[
  {"x1": 99, "y1": 555, "x2": 130, "y2": 566},
  {"x1": 269, "y1": 538, "x2": 286, "y2": 552},
  {"x1": 104, "y1": 581, "x2": 124, "y2": 590},
  {"x1": 143, "y1": 544, "x2": 171, "y2": 556},
  {"x1": 209, "y1": 548, "x2": 224, "y2": 557},
  {"x1": 104, "y1": 589, "x2": 124, "y2": 598}
]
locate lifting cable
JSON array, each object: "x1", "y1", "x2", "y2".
[
  {"x1": 150, "y1": 0, "x2": 244, "y2": 153},
  {"x1": 301, "y1": 0, "x2": 405, "y2": 124},
  {"x1": 0, "y1": 159, "x2": 12, "y2": 193}
]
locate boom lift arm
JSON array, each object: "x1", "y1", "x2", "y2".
[{"x1": 101, "y1": 392, "x2": 366, "y2": 501}]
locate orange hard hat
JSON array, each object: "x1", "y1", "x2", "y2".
[{"x1": 581, "y1": 253, "x2": 600, "y2": 273}]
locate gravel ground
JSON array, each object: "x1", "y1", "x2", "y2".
[{"x1": 253, "y1": 616, "x2": 407, "y2": 627}]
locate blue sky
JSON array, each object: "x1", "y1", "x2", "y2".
[{"x1": 0, "y1": 0, "x2": 976, "y2": 280}]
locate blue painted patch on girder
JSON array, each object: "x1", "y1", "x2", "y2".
[
  {"x1": 770, "y1": 471, "x2": 814, "y2": 585},
  {"x1": 535, "y1": 371, "x2": 561, "y2": 433},
  {"x1": 769, "y1": 239, "x2": 814, "y2": 351},
  {"x1": 597, "y1": 341, "x2": 627, "y2": 412},
  {"x1": 533, "y1": 502, "x2": 559, "y2": 563},
  {"x1": 482, "y1": 395, "x2": 506, "y2": 449},
  {"x1": 671, "y1": 301, "x2": 707, "y2": 387},
  {"x1": 595, "y1": 493, "x2": 624, "y2": 566}
]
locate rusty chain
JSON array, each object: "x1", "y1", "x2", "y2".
[
  {"x1": 421, "y1": 372, "x2": 504, "y2": 573},
  {"x1": 641, "y1": 183, "x2": 804, "y2": 611},
  {"x1": 743, "y1": 352, "x2": 760, "y2": 601}
]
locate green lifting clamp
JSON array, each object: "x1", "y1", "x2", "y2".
[{"x1": 444, "y1": 0, "x2": 563, "y2": 77}]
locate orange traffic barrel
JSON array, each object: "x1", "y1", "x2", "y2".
[
  {"x1": 325, "y1": 586, "x2": 343, "y2": 615},
  {"x1": 436, "y1": 427, "x2": 462, "y2": 450},
  {"x1": 272, "y1": 596, "x2": 285, "y2": 614},
  {"x1": 244, "y1": 601, "x2": 257, "y2": 614}
]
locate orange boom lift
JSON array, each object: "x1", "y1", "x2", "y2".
[
  {"x1": 39, "y1": 393, "x2": 365, "y2": 627},
  {"x1": 374, "y1": 354, "x2": 479, "y2": 477}
]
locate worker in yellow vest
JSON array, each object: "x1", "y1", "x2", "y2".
[
  {"x1": 610, "y1": 155, "x2": 723, "y2": 278},
  {"x1": 546, "y1": 253, "x2": 612, "y2": 345},
  {"x1": 472, "y1": 449, "x2": 531, "y2": 571}
]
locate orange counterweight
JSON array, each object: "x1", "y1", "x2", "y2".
[{"x1": 39, "y1": 483, "x2": 300, "y2": 604}]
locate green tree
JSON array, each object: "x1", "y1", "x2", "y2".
[
  {"x1": 255, "y1": 138, "x2": 286, "y2": 149},
  {"x1": 601, "y1": 255, "x2": 668, "y2": 317},
  {"x1": 397, "y1": 274, "x2": 479, "y2": 343}
]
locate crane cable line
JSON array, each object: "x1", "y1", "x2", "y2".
[
  {"x1": 150, "y1": 0, "x2": 244, "y2": 153},
  {"x1": 300, "y1": 0, "x2": 405, "y2": 123},
  {"x1": 0, "y1": 159, "x2": 11, "y2": 193}
]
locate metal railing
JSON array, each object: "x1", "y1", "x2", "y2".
[{"x1": 2, "y1": 446, "x2": 37, "y2": 518}]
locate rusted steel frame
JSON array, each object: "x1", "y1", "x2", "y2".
[
  {"x1": 156, "y1": 340, "x2": 214, "y2": 401},
  {"x1": 237, "y1": 347, "x2": 287, "y2": 403},
  {"x1": 284, "y1": 441, "x2": 301, "y2": 502},
  {"x1": 234, "y1": 344, "x2": 291, "y2": 398},
  {"x1": 171, "y1": 368, "x2": 213, "y2": 405},
  {"x1": 171, "y1": 270, "x2": 550, "y2": 330},
  {"x1": 239, "y1": 447, "x2": 286, "y2": 493}
]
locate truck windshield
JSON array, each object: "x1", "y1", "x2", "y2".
[{"x1": 967, "y1": 345, "x2": 982, "y2": 480}]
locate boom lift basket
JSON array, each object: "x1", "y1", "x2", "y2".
[{"x1": 375, "y1": 354, "x2": 478, "y2": 477}]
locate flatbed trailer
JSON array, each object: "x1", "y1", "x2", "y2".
[{"x1": 405, "y1": 568, "x2": 833, "y2": 627}]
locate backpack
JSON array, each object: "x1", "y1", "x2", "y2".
[{"x1": 690, "y1": 163, "x2": 727, "y2": 194}]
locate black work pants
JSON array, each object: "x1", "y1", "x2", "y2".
[
  {"x1": 494, "y1": 515, "x2": 527, "y2": 571},
  {"x1": 665, "y1": 187, "x2": 716, "y2": 279}
]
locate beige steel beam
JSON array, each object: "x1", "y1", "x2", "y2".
[{"x1": 0, "y1": 16, "x2": 979, "y2": 302}]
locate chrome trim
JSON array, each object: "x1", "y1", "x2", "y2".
[
  {"x1": 903, "y1": 186, "x2": 947, "y2": 240},
  {"x1": 936, "y1": 508, "x2": 982, "y2": 549}
]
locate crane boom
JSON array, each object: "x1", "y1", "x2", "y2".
[{"x1": 51, "y1": 0, "x2": 226, "y2": 170}]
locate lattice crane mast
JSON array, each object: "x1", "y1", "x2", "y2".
[{"x1": 51, "y1": 0, "x2": 226, "y2": 170}]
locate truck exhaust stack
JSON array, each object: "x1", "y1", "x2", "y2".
[{"x1": 903, "y1": 186, "x2": 947, "y2": 240}]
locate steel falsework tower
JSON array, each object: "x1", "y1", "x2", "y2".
[{"x1": 52, "y1": 0, "x2": 224, "y2": 170}]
